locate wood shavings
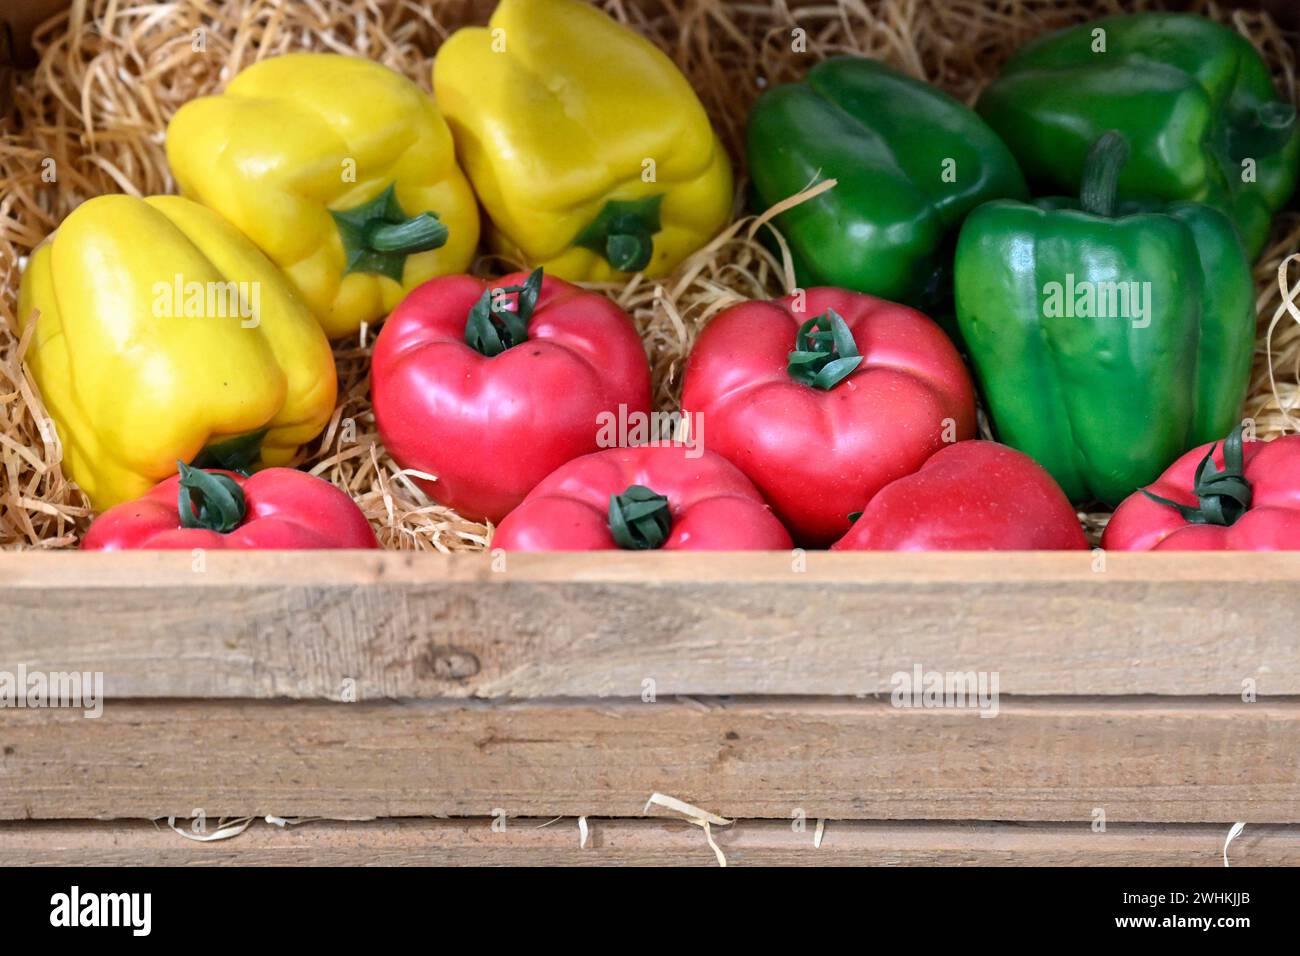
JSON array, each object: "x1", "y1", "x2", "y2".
[
  {"x1": 643, "y1": 792, "x2": 733, "y2": 866},
  {"x1": 1223, "y1": 821, "x2": 1246, "y2": 867},
  {"x1": 163, "y1": 815, "x2": 256, "y2": 842}
]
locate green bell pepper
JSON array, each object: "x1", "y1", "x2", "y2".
[
  {"x1": 953, "y1": 132, "x2": 1255, "y2": 507},
  {"x1": 977, "y1": 12, "x2": 1299, "y2": 260},
  {"x1": 746, "y1": 56, "x2": 1028, "y2": 309}
]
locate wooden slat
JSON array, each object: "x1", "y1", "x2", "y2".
[
  {"x1": 1, "y1": 817, "x2": 1294, "y2": 866},
  {"x1": 1, "y1": 697, "x2": 1296, "y2": 822},
  {"x1": 2, "y1": 551, "x2": 1299, "y2": 698}
]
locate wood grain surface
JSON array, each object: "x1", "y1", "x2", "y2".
[
  {"x1": 1, "y1": 696, "x2": 1295, "y2": 822},
  {"x1": 1, "y1": 817, "x2": 1292, "y2": 866},
  {"x1": 3, "y1": 551, "x2": 1297, "y2": 698}
]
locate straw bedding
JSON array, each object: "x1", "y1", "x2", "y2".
[{"x1": 1, "y1": 0, "x2": 1297, "y2": 550}]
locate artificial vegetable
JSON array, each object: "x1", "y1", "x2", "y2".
[
  {"x1": 167, "y1": 53, "x2": 479, "y2": 339},
  {"x1": 747, "y1": 56, "x2": 1028, "y2": 308},
  {"x1": 954, "y1": 132, "x2": 1255, "y2": 507},
  {"x1": 831, "y1": 442, "x2": 1087, "y2": 551},
  {"x1": 680, "y1": 287, "x2": 976, "y2": 546},
  {"x1": 82, "y1": 465, "x2": 378, "y2": 550},
  {"x1": 17, "y1": 194, "x2": 337, "y2": 511},
  {"x1": 977, "y1": 12, "x2": 1300, "y2": 259},
  {"x1": 371, "y1": 270, "x2": 653, "y2": 523},
  {"x1": 1103, "y1": 426, "x2": 1300, "y2": 551},
  {"x1": 493, "y1": 444, "x2": 792, "y2": 551},
  {"x1": 433, "y1": 0, "x2": 732, "y2": 281}
]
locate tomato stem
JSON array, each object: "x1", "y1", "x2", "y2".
[
  {"x1": 464, "y1": 268, "x2": 543, "y2": 357},
  {"x1": 786, "y1": 308, "x2": 864, "y2": 389},
  {"x1": 1140, "y1": 424, "x2": 1253, "y2": 526},
  {"x1": 176, "y1": 461, "x2": 247, "y2": 533},
  {"x1": 608, "y1": 484, "x2": 672, "y2": 549}
]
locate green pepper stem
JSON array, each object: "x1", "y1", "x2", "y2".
[
  {"x1": 608, "y1": 484, "x2": 672, "y2": 549},
  {"x1": 1140, "y1": 424, "x2": 1253, "y2": 526},
  {"x1": 176, "y1": 461, "x2": 247, "y2": 533},
  {"x1": 1229, "y1": 101, "x2": 1298, "y2": 162},
  {"x1": 366, "y1": 212, "x2": 449, "y2": 255},
  {"x1": 1079, "y1": 130, "x2": 1130, "y2": 218}
]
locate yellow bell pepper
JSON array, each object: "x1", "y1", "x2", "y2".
[
  {"x1": 16, "y1": 194, "x2": 337, "y2": 511},
  {"x1": 433, "y1": 0, "x2": 733, "y2": 281},
  {"x1": 166, "y1": 53, "x2": 479, "y2": 339}
]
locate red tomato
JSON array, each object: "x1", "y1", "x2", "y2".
[
  {"x1": 371, "y1": 270, "x2": 652, "y2": 522},
  {"x1": 1103, "y1": 428, "x2": 1300, "y2": 550},
  {"x1": 831, "y1": 441, "x2": 1087, "y2": 551},
  {"x1": 680, "y1": 288, "x2": 976, "y2": 545},
  {"x1": 82, "y1": 466, "x2": 378, "y2": 550},
  {"x1": 493, "y1": 444, "x2": 792, "y2": 551}
]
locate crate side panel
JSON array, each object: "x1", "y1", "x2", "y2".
[{"x1": 0, "y1": 697, "x2": 1296, "y2": 822}]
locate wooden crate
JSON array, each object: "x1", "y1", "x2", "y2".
[
  {"x1": 1, "y1": 550, "x2": 1297, "y2": 865},
  {"x1": 2, "y1": 0, "x2": 1298, "y2": 867}
]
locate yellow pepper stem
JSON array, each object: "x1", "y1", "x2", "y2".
[
  {"x1": 368, "y1": 214, "x2": 449, "y2": 254},
  {"x1": 332, "y1": 183, "x2": 449, "y2": 283},
  {"x1": 191, "y1": 429, "x2": 267, "y2": 474},
  {"x1": 574, "y1": 195, "x2": 663, "y2": 273}
]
